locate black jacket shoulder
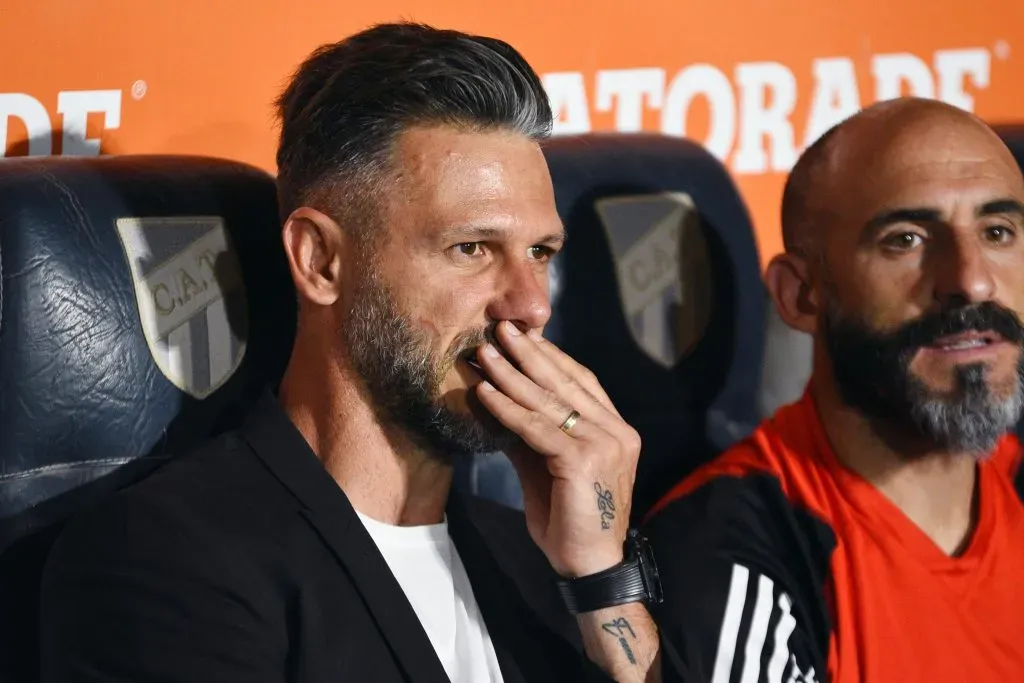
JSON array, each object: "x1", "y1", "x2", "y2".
[{"x1": 644, "y1": 471, "x2": 837, "y2": 682}]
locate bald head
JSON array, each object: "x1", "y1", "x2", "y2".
[
  {"x1": 781, "y1": 97, "x2": 1022, "y2": 258},
  {"x1": 768, "y1": 97, "x2": 1024, "y2": 455}
]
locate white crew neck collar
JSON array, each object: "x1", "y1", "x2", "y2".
[{"x1": 355, "y1": 510, "x2": 449, "y2": 546}]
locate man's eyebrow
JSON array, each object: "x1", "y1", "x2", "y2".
[
  {"x1": 538, "y1": 228, "x2": 567, "y2": 247},
  {"x1": 864, "y1": 207, "x2": 944, "y2": 235},
  {"x1": 862, "y1": 200, "x2": 1024, "y2": 236},
  {"x1": 439, "y1": 224, "x2": 567, "y2": 245},
  {"x1": 440, "y1": 226, "x2": 508, "y2": 241},
  {"x1": 977, "y1": 198, "x2": 1024, "y2": 219}
]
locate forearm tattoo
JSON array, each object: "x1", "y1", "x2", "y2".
[
  {"x1": 602, "y1": 617, "x2": 637, "y2": 665},
  {"x1": 594, "y1": 482, "x2": 616, "y2": 530}
]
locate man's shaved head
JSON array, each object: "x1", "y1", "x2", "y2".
[
  {"x1": 779, "y1": 122, "x2": 841, "y2": 257},
  {"x1": 770, "y1": 96, "x2": 1024, "y2": 455},
  {"x1": 781, "y1": 98, "x2": 1022, "y2": 259}
]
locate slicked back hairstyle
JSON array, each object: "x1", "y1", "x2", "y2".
[{"x1": 274, "y1": 22, "x2": 553, "y2": 235}]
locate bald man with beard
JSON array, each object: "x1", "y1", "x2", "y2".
[{"x1": 644, "y1": 97, "x2": 1024, "y2": 682}]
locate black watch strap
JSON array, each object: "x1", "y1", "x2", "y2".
[{"x1": 556, "y1": 529, "x2": 664, "y2": 615}]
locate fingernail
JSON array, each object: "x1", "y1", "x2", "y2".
[
  {"x1": 528, "y1": 329, "x2": 544, "y2": 342},
  {"x1": 504, "y1": 321, "x2": 521, "y2": 336},
  {"x1": 483, "y1": 344, "x2": 500, "y2": 359},
  {"x1": 480, "y1": 380, "x2": 496, "y2": 392}
]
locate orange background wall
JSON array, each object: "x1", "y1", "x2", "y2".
[{"x1": 3, "y1": 1, "x2": 1022, "y2": 266}]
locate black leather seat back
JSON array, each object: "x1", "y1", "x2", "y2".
[
  {"x1": 543, "y1": 134, "x2": 766, "y2": 519},
  {"x1": 0, "y1": 155, "x2": 296, "y2": 682},
  {"x1": 995, "y1": 124, "x2": 1024, "y2": 166}
]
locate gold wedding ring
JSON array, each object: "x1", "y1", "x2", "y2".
[{"x1": 559, "y1": 409, "x2": 581, "y2": 435}]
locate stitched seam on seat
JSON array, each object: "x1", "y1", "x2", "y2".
[{"x1": 0, "y1": 456, "x2": 170, "y2": 482}]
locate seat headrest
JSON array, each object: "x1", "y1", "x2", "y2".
[
  {"x1": 0, "y1": 155, "x2": 296, "y2": 546},
  {"x1": 543, "y1": 134, "x2": 765, "y2": 517},
  {"x1": 995, "y1": 124, "x2": 1024, "y2": 170}
]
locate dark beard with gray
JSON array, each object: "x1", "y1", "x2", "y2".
[
  {"x1": 343, "y1": 271, "x2": 519, "y2": 462},
  {"x1": 822, "y1": 299, "x2": 1024, "y2": 457}
]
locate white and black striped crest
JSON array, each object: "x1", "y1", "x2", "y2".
[
  {"x1": 595, "y1": 192, "x2": 713, "y2": 368},
  {"x1": 116, "y1": 216, "x2": 247, "y2": 399}
]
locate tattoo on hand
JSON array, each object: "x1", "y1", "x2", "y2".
[
  {"x1": 602, "y1": 617, "x2": 637, "y2": 665},
  {"x1": 595, "y1": 482, "x2": 616, "y2": 530}
]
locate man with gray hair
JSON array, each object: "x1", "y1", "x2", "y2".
[
  {"x1": 644, "y1": 97, "x2": 1024, "y2": 682},
  {"x1": 40, "y1": 23, "x2": 674, "y2": 683}
]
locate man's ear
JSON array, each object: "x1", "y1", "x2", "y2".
[
  {"x1": 764, "y1": 252, "x2": 820, "y2": 336},
  {"x1": 281, "y1": 207, "x2": 348, "y2": 307}
]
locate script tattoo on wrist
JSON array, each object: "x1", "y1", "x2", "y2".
[
  {"x1": 595, "y1": 482, "x2": 616, "y2": 530},
  {"x1": 601, "y1": 617, "x2": 637, "y2": 665}
]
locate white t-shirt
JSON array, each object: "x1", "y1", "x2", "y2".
[{"x1": 356, "y1": 511, "x2": 505, "y2": 683}]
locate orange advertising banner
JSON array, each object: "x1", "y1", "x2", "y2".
[{"x1": 2, "y1": 0, "x2": 1022, "y2": 264}]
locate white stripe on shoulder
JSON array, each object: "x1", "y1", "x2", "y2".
[
  {"x1": 740, "y1": 573, "x2": 776, "y2": 682},
  {"x1": 711, "y1": 563, "x2": 749, "y2": 683},
  {"x1": 711, "y1": 563, "x2": 799, "y2": 683},
  {"x1": 767, "y1": 594, "x2": 796, "y2": 683}
]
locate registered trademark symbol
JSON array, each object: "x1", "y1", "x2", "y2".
[
  {"x1": 131, "y1": 80, "x2": 148, "y2": 100},
  {"x1": 994, "y1": 41, "x2": 1011, "y2": 61}
]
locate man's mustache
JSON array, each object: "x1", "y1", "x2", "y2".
[
  {"x1": 892, "y1": 301, "x2": 1024, "y2": 352},
  {"x1": 449, "y1": 324, "x2": 502, "y2": 371}
]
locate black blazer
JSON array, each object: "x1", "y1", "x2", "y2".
[{"x1": 39, "y1": 392, "x2": 614, "y2": 683}]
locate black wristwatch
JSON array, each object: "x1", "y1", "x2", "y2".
[{"x1": 555, "y1": 529, "x2": 664, "y2": 615}]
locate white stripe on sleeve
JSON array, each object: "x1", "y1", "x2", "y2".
[
  {"x1": 711, "y1": 564, "x2": 750, "y2": 683},
  {"x1": 739, "y1": 573, "x2": 776, "y2": 683},
  {"x1": 711, "y1": 564, "x2": 800, "y2": 683}
]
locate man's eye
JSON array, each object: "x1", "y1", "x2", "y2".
[
  {"x1": 881, "y1": 232, "x2": 923, "y2": 251},
  {"x1": 456, "y1": 243, "x2": 483, "y2": 256},
  {"x1": 528, "y1": 245, "x2": 555, "y2": 261},
  {"x1": 985, "y1": 224, "x2": 1016, "y2": 244}
]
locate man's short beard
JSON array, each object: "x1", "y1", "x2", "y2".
[
  {"x1": 343, "y1": 269, "x2": 518, "y2": 462},
  {"x1": 822, "y1": 297, "x2": 1024, "y2": 457}
]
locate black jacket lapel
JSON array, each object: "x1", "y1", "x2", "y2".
[
  {"x1": 447, "y1": 492, "x2": 585, "y2": 683},
  {"x1": 239, "y1": 392, "x2": 450, "y2": 683},
  {"x1": 448, "y1": 492, "x2": 581, "y2": 643}
]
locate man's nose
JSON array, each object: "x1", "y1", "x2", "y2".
[
  {"x1": 486, "y1": 259, "x2": 552, "y2": 332},
  {"x1": 932, "y1": 233, "x2": 996, "y2": 308}
]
